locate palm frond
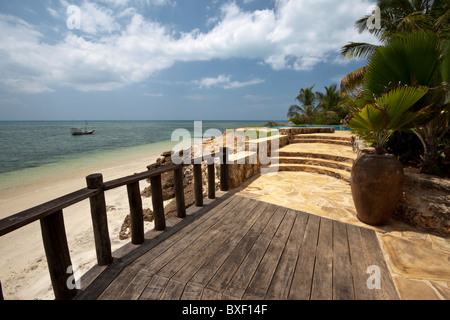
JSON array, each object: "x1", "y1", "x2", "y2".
[
  {"x1": 363, "y1": 32, "x2": 441, "y2": 97},
  {"x1": 348, "y1": 84, "x2": 428, "y2": 152},
  {"x1": 340, "y1": 66, "x2": 367, "y2": 95},
  {"x1": 340, "y1": 42, "x2": 381, "y2": 60},
  {"x1": 396, "y1": 11, "x2": 434, "y2": 33},
  {"x1": 287, "y1": 105, "x2": 302, "y2": 119},
  {"x1": 433, "y1": 8, "x2": 450, "y2": 37},
  {"x1": 376, "y1": 85, "x2": 429, "y2": 126}
]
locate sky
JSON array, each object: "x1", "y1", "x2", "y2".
[{"x1": 0, "y1": 0, "x2": 379, "y2": 121}]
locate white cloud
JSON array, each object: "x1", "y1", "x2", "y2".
[
  {"x1": 79, "y1": 1, "x2": 121, "y2": 35},
  {"x1": 194, "y1": 74, "x2": 265, "y2": 89},
  {"x1": 195, "y1": 74, "x2": 232, "y2": 89},
  {"x1": 224, "y1": 78, "x2": 265, "y2": 89},
  {"x1": 0, "y1": 0, "x2": 379, "y2": 94},
  {"x1": 47, "y1": 7, "x2": 59, "y2": 19},
  {"x1": 97, "y1": 0, "x2": 130, "y2": 7}
]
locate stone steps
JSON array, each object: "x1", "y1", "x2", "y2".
[
  {"x1": 273, "y1": 133, "x2": 355, "y2": 182},
  {"x1": 293, "y1": 134, "x2": 352, "y2": 142},
  {"x1": 268, "y1": 132, "x2": 356, "y2": 182},
  {"x1": 292, "y1": 138, "x2": 352, "y2": 146},
  {"x1": 278, "y1": 151, "x2": 354, "y2": 164},
  {"x1": 278, "y1": 156, "x2": 352, "y2": 172},
  {"x1": 269, "y1": 163, "x2": 351, "y2": 182},
  {"x1": 291, "y1": 134, "x2": 353, "y2": 146}
]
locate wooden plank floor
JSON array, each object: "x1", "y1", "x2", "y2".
[{"x1": 76, "y1": 193, "x2": 399, "y2": 300}]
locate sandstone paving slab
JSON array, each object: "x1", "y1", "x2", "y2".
[
  {"x1": 393, "y1": 276, "x2": 443, "y2": 300},
  {"x1": 430, "y1": 281, "x2": 450, "y2": 299},
  {"x1": 379, "y1": 235, "x2": 450, "y2": 282}
]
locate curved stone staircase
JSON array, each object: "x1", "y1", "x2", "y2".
[
  {"x1": 292, "y1": 134, "x2": 353, "y2": 146},
  {"x1": 271, "y1": 132, "x2": 356, "y2": 182}
]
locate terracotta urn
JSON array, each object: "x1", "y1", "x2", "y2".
[{"x1": 351, "y1": 153, "x2": 404, "y2": 226}]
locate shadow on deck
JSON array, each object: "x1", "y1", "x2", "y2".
[{"x1": 76, "y1": 192, "x2": 399, "y2": 300}]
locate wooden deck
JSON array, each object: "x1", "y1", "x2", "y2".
[{"x1": 76, "y1": 193, "x2": 399, "y2": 300}]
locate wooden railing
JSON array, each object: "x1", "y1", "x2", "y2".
[{"x1": 0, "y1": 148, "x2": 230, "y2": 300}]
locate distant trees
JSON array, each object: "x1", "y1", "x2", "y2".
[{"x1": 287, "y1": 84, "x2": 353, "y2": 125}]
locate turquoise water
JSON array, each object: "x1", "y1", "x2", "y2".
[
  {"x1": 0, "y1": 120, "x2": 269, "y2": 193},
  {"x1": 0, "y1": 120, "x2": 267, "y2": 174}
]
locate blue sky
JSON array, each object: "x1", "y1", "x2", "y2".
[{"x1": 0, "y1": 0, "x2": 378, "y2": 121}]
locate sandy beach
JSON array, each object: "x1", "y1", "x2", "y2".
[{"x1": 0, "y1": 142, "x2": 176, "y2": 300}]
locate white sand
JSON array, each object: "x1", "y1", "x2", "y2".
[{"x1": 0, "y1": 143, "x2": 176, "y2": 300}]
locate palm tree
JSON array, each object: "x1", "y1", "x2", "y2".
[
  {"x1": 359, "y1": 32, "x2": 449, "y2": 173},
  {"x1": 340, "y1": 0, "x2": 449, "y2": 94},
  {"x1": 317, "y1": 84, "x2": 341, "y2": 112},
  {"x1": 287, "y1": 85, "x2": 320, "y2": 125},
  {"x1": 316, "y1": 84, "x2": 352, "y2": 124}
]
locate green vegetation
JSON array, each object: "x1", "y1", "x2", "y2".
[
  {"x1": 287, "y1": 84, "x2": 353, "y2": 125},
  {"x1": 341, "y1": 0, "x2": 449, "y2": 175},
  {"x1": 340, "y1": 0, "x2": 449, "y2": 94},
  {"x1": 348, "y1": 86, "x2": 428, "y2": 154}
]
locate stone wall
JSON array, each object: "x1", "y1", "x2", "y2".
[
  {"x1": 222, "y1": 133, "x2": 289, "y2": 188},
  {"x1": 279, "y1": 127, "x2": 335, "y2": 143}
]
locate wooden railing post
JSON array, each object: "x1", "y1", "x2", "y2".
[
  {"x1": 40, "y1": 210, "x2": 77, "y2": 300},
  {"x1": 127, "y1": 182, "x2": 145, "y2": 244},
  {"x1": 173, "y1": 166, "x2": 186, "y2": 218},
  {"x1": 208, "y1": 163, "x2": 215, "y2": 199},
  {"x1": 220, "y1": 147, "x2": 229, "y2": 191},
  {"x1": 86, "y1": 174, "x2": 112, "y2": 266},
  {"x1": 150, "y1": 174, "x2": 166, "y2": 231},
  {"x1": 193, "y1": 163, "x2": 203, "y2": 207}
]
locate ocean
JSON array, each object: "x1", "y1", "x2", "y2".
[{"x1": 0, "y1": 120, "x2": 268, "y2": 193}]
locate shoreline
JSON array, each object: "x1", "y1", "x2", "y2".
[{"x1": 0, "y1": 140, "x2": 177, "y2": 300}]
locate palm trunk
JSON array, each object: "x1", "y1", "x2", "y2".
[
  {"x1": 412, "y1": 116, "x2": 447, "y2": 174},
  {"x1": 421, "y1": 135, "x2": 439, "y2": 174}
]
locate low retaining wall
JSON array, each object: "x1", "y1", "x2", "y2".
[
  {"x1": 279, "y1": 127, "x2": 335, "y2": 143},
  {"x1": 227, "y1": 133, "x2": 289, "y2": 188}
]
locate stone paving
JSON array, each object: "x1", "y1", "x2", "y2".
[{"x1": 235, "y1": 130, "x2": 450, "y2": 300}]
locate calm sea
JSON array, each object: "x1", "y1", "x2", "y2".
[{"x1": 0, "y1": 120, "x2": 268, "y2": 192}]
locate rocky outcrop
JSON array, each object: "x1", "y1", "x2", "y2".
[
  {"x1": 119, "y1": 208, "x2": 153, "y2": 240},
  {"x1": 394, "y1": 170, "x2": 450, "y2": 236}
]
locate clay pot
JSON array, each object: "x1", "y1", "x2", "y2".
[{"x1": 351, "y1": 153, "x2": 404, "y2": 226}]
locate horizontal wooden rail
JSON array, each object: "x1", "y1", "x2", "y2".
[
  {"x1": 0, "y1": 188, "x2": 100, "y2": 237},
  {"x1": 0, "y1": 147, "x2": 230, "y2": 300},
  {"x1": 103, "y1": 163, "x2": 181, "y2": 191}
]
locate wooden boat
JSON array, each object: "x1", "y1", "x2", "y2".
[{"x1": 70, "y1": 121, "x2": 95, "y2": 135}]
